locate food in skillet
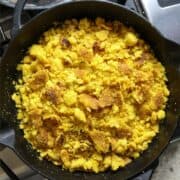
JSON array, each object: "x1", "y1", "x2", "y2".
[{"x1": 12, "y1": 18, "x2": 169, "y2": 173}]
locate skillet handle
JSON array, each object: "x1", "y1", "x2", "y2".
[
  {"x1": 0, "y1": 123, "x2": 15, "y2": 149},
  {"x1": 11, "y1": 0, "x2": 27, "y2": 38},
  {"x1": 10, "y1": 0, "x2": 128, "y2": 38},
  {"x1": 137, "y1": 0, "x2": 180, "y2": 44},
  {"x1": 0, "y1": 159, "x2": 19, "y2": 180}
]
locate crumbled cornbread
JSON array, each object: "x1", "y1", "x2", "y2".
[{"x1": 12, "y1": 17, "x2": 169, "y2": 173}]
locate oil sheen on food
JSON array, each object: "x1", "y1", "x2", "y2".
[{"x1": 12, "y1": 18, "x2": 169, "y2": 173}]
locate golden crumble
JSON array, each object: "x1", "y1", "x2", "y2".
[{"x1": 12, "y1": 17, "x2": 169, "y2": 173}]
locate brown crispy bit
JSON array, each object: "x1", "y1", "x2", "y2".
[
  {"x1": 136, "y1": 53, "x2": 149, "y2": 67},
  {"x1": 62, "y1": 58, "x2": 73, "y2": 66},
  {"x1": 78, "y1": 48, "x2": 93, "y2": 61},
  {"x1": 115, "y1": 92, "x2": 123, "y2": 106},
  {"x1": 133, "y1": 89, "x2": 147, "y2": 105},
  {"x1": 106, "y1": 22, "x2": 113, "y2": 29},
  {"x1": 56, "y1": 82, "x2": 66, "y2": 91},
  {"x1": 110, "y1": 138, "x2": 117, "y2": 151},
  {"x1": 118, "y1": 62, "x2": 131, "y2": 75},
  {"x1": 89, "y1": 130, "x2": 110, "y2": 153},
  {"x1": 43, "y1": 87, "x2": 60, "y2": 105},
  {"x1": 92, "y1": 41, "x2": 105, "y2": 54},
  {"x1": 135, "y1": 72, "x2": 147, "y2": 85},
  {"x1": 154, "y1": 93, "x2": 164, "y2": 109},
  {"x1": 55, "y1": 133, "x2": 64, "y2": 146},
  {"x1": 137, "y1": 103, "x2": 151, "y2": 118},
  {"x1": 43, "y1": 114, "x2": 59, "y2": 128},
  {"x1": 79, "y1": 94, "x2": 99, "y2": 110},
  {"x1": 136, "y1": 57, "x2": 145, "y2": 67},
  {"x1": 136, "y1": 75, "x2": 153, "y2": 88},
  {"x1": 74, "y1": 68, "x2": 86, "y2": 79},
  {"x1": 36, "y1": 128, "x2": 48, "y2": 148},
  {"x1": 152, "y1": 70, "x2": 158, "y2": 79},
  {"x1": 61, "y1": 38, "x2": 71, "y2": 49},
  {"x1": 100, "y1": 24, "x2": 112, "y2": 30},
  {"x1": 29, "y1": 109, "x2": 42, "y2": 128},
  {"x1": 115, "y1": 128, "x2": 132, "y2": 138},
  {"x1": 99, "y1": 89, "x2": 115, "y2": 108},
  {"x1": 113, "y1": 22, "x2": 123, "y2": 32},
  {"x1": 29, "y1": 70, "x2": 48, "y2": 90}
]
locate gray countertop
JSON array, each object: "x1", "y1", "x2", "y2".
[{"x1": 152, "y1": 141, "x2": 180, "y2": 180}]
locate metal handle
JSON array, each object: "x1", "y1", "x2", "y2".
[
  {"x1": 11, "y1": 0, "x2": 27, "y2": 38},
  {"x1": 0, "y1": 127, "x2": 15, "y2": 149},
  {"x1": 0, "y1": 159, "x2": 19, "y2": 180},
  {"x1": 137, "y1": 0, "x2": 180, "y2": 44}
]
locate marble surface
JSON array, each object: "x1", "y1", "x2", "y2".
[{"x1": 152, "y1": 141, "x2": 180, "y2": 180}]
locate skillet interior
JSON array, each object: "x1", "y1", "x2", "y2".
[{"x1": 0, "y1": 1, "x2": 180, "y2": 180}]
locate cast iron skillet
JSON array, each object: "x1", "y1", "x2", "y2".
[{"x1": 0, "y1": 0, "x2": 180, "y2": 179}]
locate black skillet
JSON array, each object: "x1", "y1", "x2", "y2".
[{"x1": 0, "y1": 0, "x2": 180, "y2": 179}]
